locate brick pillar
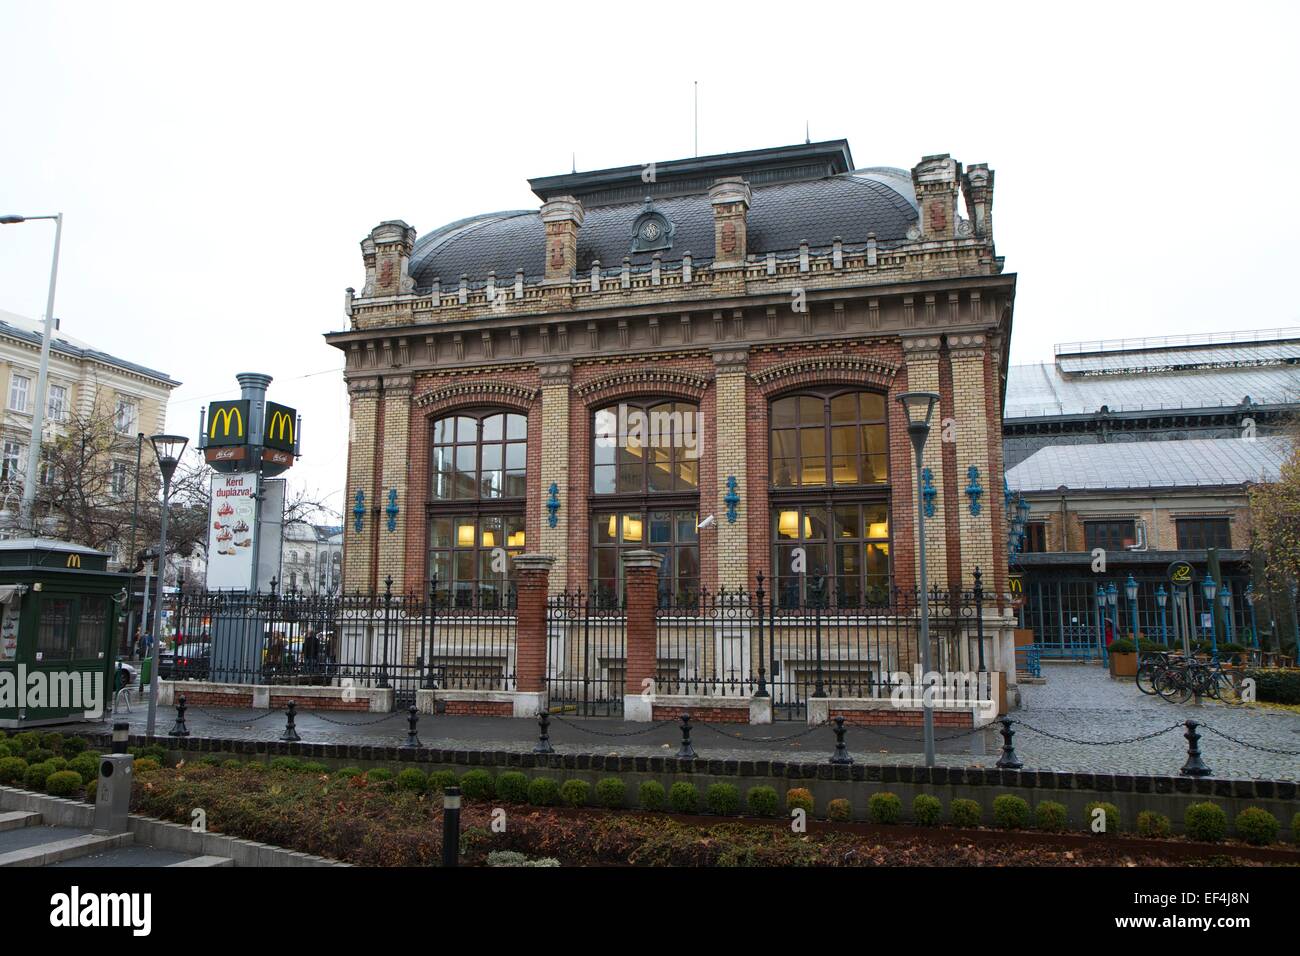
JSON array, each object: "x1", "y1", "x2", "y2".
[
  {"x1": 621, "y1": 549, "x2": 663, "y2": 721},
  {"x1": 712, "y1": 346, "x2": 749, "y2": 589},
  {"x1": 950, "y1": 335, "x2": 992, "y2": 588},
  {"x1": 538, "y1": 362, "x2": 571, "y2": 594},
  {"x1": 540, "y1": 197, "x2": 584, "y2": 283},
  {"x1": 512, "y1": 554, "x2": 554, "y2": 699},
  {"x1": 343, "y1": 376, "x2": 380, "y2": 592},
  {"x1": 360, "y1": 220, "x2": 416, "y2": 297},
  {"x1": 377, "y1": 374, "x2": 412, "y2": 594},
  {"x1": 901, "y1": 336, "x2": 948, "y2": 591}
]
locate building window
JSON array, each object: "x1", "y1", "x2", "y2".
[
  {"x1": 110, "y1": 461, "x2": 129, "y2": 495},
  {"x1": 1, "y1": 441, "x2": 24, "y2": 482},
  {"x1": 590, "y1": 400, "x2": 701, "y2": 604},
  {"x1": 769, "y1": 390, "x2": 891, "y2": 605},
  {"x1": 773, "y1": 504, "x2": 890, "y2": 607},
  {"x1": 114, "y1": 397, "x2": 138, "y2": 435},
  {"x1": 1083, "y1": 519, "x2": 1136, "y2": 552},
  {"x1": 1176, "y1": 517, "x2": 1231, "y2": 551},
  {"x1": 47, "y1": 384, "x2": 68, "y2": 422},
  {"x1": 1023, "y1": 521, "x2": 1048, "y2": 553},
  {"x1": 9, "y1": 374, "x2": 31, "y2": 413},
  {"x1": 38, "y1": 449, "x2": 58, "y2": 487},
  {"x1": 427, "y1": 410, "x2": 527, "y2": 604}
]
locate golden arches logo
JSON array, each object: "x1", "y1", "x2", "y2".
[
  {"x1": 266, "y1": 410, "x2": 295, "y2": 444},
  {"x1": 210, "y1": 405, "x2": 245, "y2": 439},
  {"x1": 66, "y1": 554, "x2": 81, "y2": 568}
]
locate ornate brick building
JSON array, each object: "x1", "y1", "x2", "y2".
[{"x1": 326, "y1": 141, "x2": 1016, "y2": 609}]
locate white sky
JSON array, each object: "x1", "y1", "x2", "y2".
[{"x1": 3, "y1": 0, "x2": 1298, "y2": 515}]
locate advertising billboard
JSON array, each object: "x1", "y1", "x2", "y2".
[{"x1": 206, "y1": 472, "x2": 260, "y2": 590}]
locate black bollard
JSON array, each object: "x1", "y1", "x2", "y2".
[
  {"x1": 1179, "y1": 719, "x2": 1212, "y2": 777},
  {"x1": 829, "y1": 715, "x2": 854, "y2": 765},
  {"x1": 676, "y1": 713, "x2": 697, "y2": 759},
  {"x1": 402, "y1": 705, "x2": 422, "y2": 749},
  {"x1": 533, "y1": 710, "x2": 555, "y2": 754},
  {"x1": 995, "y1": 717, "x2": 1022, "y2": 769},
  {"x1": 280, "y1": 700, "x2": 301, "y2": 742},
  {"x1": 168, "y1": 694, "x2": 191, "y2": 738},
  {"x1": 442, "y1": 786, "x2": 461, "y2": 867}
]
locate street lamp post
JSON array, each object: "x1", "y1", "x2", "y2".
[
  {"x1": 1245, "y1": 584, "x2": 1259, "y2": 650},
  {"x1": 1202, "y1": 573, "x2": 1219, "y2": 660},
  {"x1": 1095, "y1": 586, "x2": 1107, "y2": 660},
  {"x1": 896, "y1": 391, "x2": 940, "y2": 768},
  {"x1": 145, "y1": 434, "x2": 189, "y2": 736},
  {"x1": 1219, "y1": 587, "x2": 1233, "y2": 646},
  {"x1": 0, "y1": 212, "x2": 63, "y2": 529},
  {"x1": 1155, "y1": 584, "x2": 1168, "y2": 646},
  {"x1": 1106, "y1": 581, "x2": 1118, "y2": 658},
  {"x1": 1125, "y1": 573, "x2": 1140, "y2": 642}
]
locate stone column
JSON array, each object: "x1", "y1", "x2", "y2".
[
  {"x1": 512, "y1": 554, "x2": 554, "y2": 709},
  {"x1": 377, "y1": 374, "x2": 412, "y2": 594},
  {"x1": 538, "y1": 362, "x2": 572, "y2": 593},
  {"x1": 343, "y1": 376, "x2": 380, "y2": 592},
  {"x1": 712, "y1": 346, "x2": 749, "y2": 589},
  {"x1": 901, "y1": 336, "x2": 948, "y2": 592},
  {"x1": 621, "y1": 549, "x2": 663, "y2": 721}
]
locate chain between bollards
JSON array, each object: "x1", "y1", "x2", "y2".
[
  {"x1": 168, "y1": 694, "x2": 190, "y2": 738},
  {"x1": 534, "y1": 710, "x2": 555, "y2": 754},
  {"x1": 402, "y1": 705, "x2": 421, "y2": 749},
  {"x1": 1180, "y1": 719, "x2": 1212, "y2": 777},
  {"x1": 995, "y1": 717, "x2": 1022, "y2": 769},
  {"x1": 829, "y1": 715, "x2": 853, "y2": 765},
  {"x1": 280, "y1": 700, "x2": 301, "y2": 742},
  {"x1": 676, "y1": 713, "x2": 697, "y2": 759}
]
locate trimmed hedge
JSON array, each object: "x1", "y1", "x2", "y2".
[
  {"x1": 366, "y1": 768, "x2": 393, "y2": 784},
  {"x1": 458, "y1": 770, "x2": 495, "y2": 801},
  {"x1": 23, "y1": 762, "x2": 55, "y2": 791},
  {"x1": 1085, "y1": 801, "x2": 1120, "y2": 835},
  {"x1": 827, "y1": 798, "x2": 852, "y2": 822},
  {"x1": 1234, "y1": 807, "x2": 1279, "y2": 846},
  {"x1": 427, "y1": 770, "x2": 458, "y2": 794},
  {"x1": 1034, "y1": 801, "x2": 1068, "y2": 832},
  {"x1": 1185, "y1": 802, "x2": 1228, "y2": 842},
  {"x1": 527, "y1": 777, "x2": 560, "y2": 806},
  {"x1": 595, "y1": 778, "x2": 627, "y2": 809},
  {"x1": 133, "y1": 758, "x2": 161, "y2": 774},
  {"x1": 992, "y1": 795, "x2": 1029, "y2": 829},
  {"x1": 1241, "y1": 668, "x2": 1300, "y2": 705},
  {"x1": 868, "y1": 792, "x2": 902, "y2": 825},
  {"x1": 560, "y1": 779, "x2": 591, "y2": 807},
  {"x1": 1136, "y1": 810, "x2": 1171, "y2": 838},
  {"x1": 0, "y1": 756, "x2": 26, "y2": 785},
  {"x1": 785, "y1": 787, "x2": 814, "y2": 815},
  {"x1": 668, "y1": 782, "x2": 698, "y2": 814},
  {"x1": 68, "y1": 753, "x2": 99, "y2": 785},
  {"x1": 705, "y1": 783, "x2": 740, "y2": 816},
  {"x1": 45, "y1": 770, "x2": 82, "y2": 797},
  {"x1": 496, "y1": 772, "x2": 530, "y2": 805},
  {"x1": 912, "y1": 794, "x2": 942, "y2": 826},
  {"x1": 746, "y1": 786, "x2": 779, "y2": 818},
  {"x1": 332, "y1": 767, "x2": 363, "y2": 781},
  {"x1": 639, "y1": 780, "x2": 666, "y2": 811},
  {"x1": 395, "y1": 768, "x2": 427, "y2": 793},
  {"x1": 951, "y1": 798, "x2": 983, "y2": 828}
]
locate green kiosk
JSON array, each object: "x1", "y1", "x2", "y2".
[{"x1": 0, "y1": 539, "x2": 126, "y2": 729}]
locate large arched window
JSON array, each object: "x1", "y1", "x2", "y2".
[
  {"x1": 590, "y1": 399, "x2": 700, "y2": 605},
  {"x1": 769, "y1": 390, "x2": 891, "y2": 606},
  {"x1": 428, "y1": 410, "x2": 527, "y2": 607}
]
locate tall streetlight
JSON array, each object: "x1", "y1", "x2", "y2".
[
  {"x1": 1124, "y1": 573, "x2": 1140, "y2": 641},
  {"x1": 1244, "y1": 583, "x2": 1259, "y2": 650},
  {"x1": 1219, "y1": 586, "x2": 1233, "y2": 646},
  {"x1": 145, "y1": 434, "x2": 188, "y2": 736},
  {"x1": 1155, "y1": 584, "x2": 1168, "y2": 646},
  {"x1": 1095, "y1": 586, "x2": 1107, "y2": 660},
  {"x1": 0, "y1": 212, "x2": 63, "y2": 528},
  {"x1": 896, "y1": 390, "x2": 940, "y2": 768},
  {"x1": 1106, "y1": 580, "x2": 1118, "y2": 655}
]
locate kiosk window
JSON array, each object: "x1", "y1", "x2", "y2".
[
  {"x1": 37, "y1": 597, "x2": 74, "y2": 661},
  {"x1": 75, "y1": 596, "x2": 108, "y2": 660}
]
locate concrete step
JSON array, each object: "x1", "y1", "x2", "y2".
[
  {"x1": 0, "y1": 811, "x2": 42, "y2": 833},
  {"x1": 168, "y1": 855, "x2": 234, "y2": 867},
  {"x1": 0, "y1": 831, "x2": 133, "y2": 867}
]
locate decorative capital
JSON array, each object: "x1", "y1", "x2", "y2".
[
  {"x1": 711, "y1": 345, "x2": 750, "y2": 371},
  {"x1": 537, "y1": 360, "x2": 573, "y2": 385}
]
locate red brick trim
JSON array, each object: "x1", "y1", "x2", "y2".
[
  {"x1": 269, "y1": 695, "x2": 370, "y2": 713},
  {"x1": 413, "y1": 383, "x2": 537, "y2": 416},
  {"x1": 173, "y1": 690, "x2": 253, "y2": 708},
  {"x1": 652, "y1": 705, "x2": 749, "y2": 724},
  {"x1": 575, "y1": 368, "x2": 710, "y2": 408},
  {"x1": 751, "y1": 355, "x2": 899, "y2": 396},
  {"x1": 440, "y1": 700, "x2": 513, "y2": 717},
  {"x1": 830, "y1": 708, "x2": 974, "y2": 728}
]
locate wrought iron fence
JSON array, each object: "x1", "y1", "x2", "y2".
[{"x1": 545, "y1": 589, "x2": 625, "y2": 717}]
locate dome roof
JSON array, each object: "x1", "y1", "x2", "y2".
[{"x1": 409, "y1": 168, "x2": 919, "y2": 293}]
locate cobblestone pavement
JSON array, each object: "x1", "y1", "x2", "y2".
[{"x1": 88, "y1": 663, "x2": 1300, "y2": 780}]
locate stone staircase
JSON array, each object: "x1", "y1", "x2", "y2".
[{"x1": 0, "y1": 810, "x2": 232, "y2": 868}]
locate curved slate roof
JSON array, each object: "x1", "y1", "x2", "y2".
[{"x1": 408, "y1": 171, "x2": 919, "y2": 293}]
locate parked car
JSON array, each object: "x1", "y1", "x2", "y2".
[
  {"x1": 159, "y1": 641, "x2": 211, "y2": 680},
  {"x1": 113, "y1": 660, "x2": 138, "y2": 692}
]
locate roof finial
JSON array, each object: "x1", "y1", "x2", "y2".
[
  {"x1": 571, "y1": 152, "x2": 576, "y2": 174},
  {"x1": 805, "y1": 120, "x2": 810, "y2": 145}
]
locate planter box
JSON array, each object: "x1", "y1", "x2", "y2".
[{"x1": 1108, "y1": 652, "x2": 1138, "y2": 678}]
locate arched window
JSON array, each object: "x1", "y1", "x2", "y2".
[
  {"x1": 769, "y1": 390, "x2": 891, "y2": 606},
  {"x1": 428, "y1": 410, "x2": 528, "y2": 607},
  {"x1": 590, "y1": 399, "x2": 700, "y2": 605}
]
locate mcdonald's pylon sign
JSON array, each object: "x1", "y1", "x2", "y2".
[
  {"x1": 206, "y1": 400, "x2": 251, "y2": 448},
  {"x1": 264, "y1": 401, "x2": 297, "y2": 454}
]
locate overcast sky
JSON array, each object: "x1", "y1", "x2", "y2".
[{"x1": 3, "y1": 1, "x2": 1298, "y2": 515}]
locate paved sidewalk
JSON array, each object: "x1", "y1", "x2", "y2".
[{"x1": 89, "y1": 663, "x2": 1300, "y2": 780}]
